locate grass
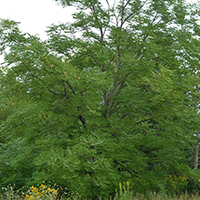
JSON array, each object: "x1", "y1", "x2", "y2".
[
  {"x1": 0, "y1": 182, "x2": 200, "y2": 200},
  {"x1": 1, "y1": 192, "x2": 200, "y2": 200}
]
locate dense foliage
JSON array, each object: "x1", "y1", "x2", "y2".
[{"x1": 1, "y1": 0, "x2": 200, "y2": 198}]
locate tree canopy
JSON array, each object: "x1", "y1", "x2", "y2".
[{"x1": 1, "y1": 0, "x2": 200, "y2": 198}]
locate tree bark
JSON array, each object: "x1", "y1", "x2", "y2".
[{"x1": 194, "y1": 144, "x2": 199, "y2": 169}]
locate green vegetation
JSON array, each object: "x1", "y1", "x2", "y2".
[
  {"x1": 1, "y1": 0, "x2": 200, "y2": 199},
  {"x1": 2, "y1": 182, "x2": 200, "y2": 199}
]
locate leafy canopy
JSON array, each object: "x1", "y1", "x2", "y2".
[{"x1": 0, "y1": 0, "x2": 200, "y2": 198}]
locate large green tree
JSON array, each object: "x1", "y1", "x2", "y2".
[{"x1": 1, "y1": 0, "x2": 200, "y2": 198}]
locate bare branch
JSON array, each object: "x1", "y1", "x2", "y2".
[
  {"x1": 120, "y1": 0, "x2": 131, "y2": 27},
  {"x1": 105, "y1": 0, "x2": 111, "y2": 10}
]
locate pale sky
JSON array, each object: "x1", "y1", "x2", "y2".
[
  {"x1": 0, "y1": 0, "x2": 198, "y2": 43},
  {"x1": 0, "y1": 0, "x2": 198, "y2": 41},
  {"x1": 0, "y1": 0, "x2": 74, "y2": 40}
]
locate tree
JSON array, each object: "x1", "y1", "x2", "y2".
[{"x1": 1, "y1": 0, "x2": 200, "y2": 198}]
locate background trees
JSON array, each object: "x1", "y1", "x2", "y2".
[{"x1": 1, "y1": 0, "x2": 200, "y2": 198}]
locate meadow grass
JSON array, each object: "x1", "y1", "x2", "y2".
[
  {"x1": 0, "y1": 182, "x2": 200, "y2": 200},
  {"x1": 1, "y1": 192, "x2": 200, "y2": 200}
]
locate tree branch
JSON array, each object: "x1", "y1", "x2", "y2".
[
  {"x1": 120, "y1": 0, "x2": 130, "y2": 27},
  {"x1": 52, "y1": 94, "x2": 68, "y2": 113},
  {"x1": 121, "y1": 0, "x2": 148, "y2": 27},
  {"x1": 65, "y1": 80, "x2": 76, "y2": 95},
  {"x1": 80, "y1": 82, "x2": 91, "y2": 96},
  {"x1": 22, "y1": 62, "x2": 43, "y2": 82},
  {"x1": 48, "y1": 89, "x2": 65, "y2": 97},
  {"x1": 90, "y1": 3, "x2": 104, "y2": 43}
]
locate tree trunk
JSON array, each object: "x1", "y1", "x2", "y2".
[{"x1": 194, "y1": 144, "x2": 199, "y2": 169}]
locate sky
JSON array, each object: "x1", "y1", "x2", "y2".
[
  {"x1": 0, "y1": 0, "x2": 74, "y2": 40},
  {"x1": 0, "y1": 0, "x2": 199, "y2": 39},
  {"x1": 0, "y1": 0, "x2": 198, "y2": 40},
  {"x1": 0, "y1": 0, "x2": 199, "y2": 47}
]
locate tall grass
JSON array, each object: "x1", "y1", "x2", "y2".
[{"x1": 1, "y1": 181, "x2": 200, "y2": 200}]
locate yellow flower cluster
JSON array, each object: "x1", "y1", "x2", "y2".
[
  {"x1": 25, "y1": 184, "x2": 58, "y2": 200},
  {"x1": 168, "y1": 175, "x2": 187, "y2": 184},
  {"x1": 167, "y1": 175, "x2": 188, "y2": 192},
  {"x1": 115, "y1": 181, "x2": 133, "y2": 200}
]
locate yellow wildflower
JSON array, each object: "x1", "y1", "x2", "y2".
[
  {"x1": 40, "y1": 184, "x2": 47, "y2": 189},
  {"x1": 25, "y1": 194, "x2": 30, "y2": 200},
  {"x1": 30, "y1": 186, "x2": 38, "y2": 192},
  {"x1": 46, "y1": 187, "x2": 52, "y2": 193},
  {"x1": 36, "y1": 191, "x2": 42, "y2": 197},
  {"x1": 29, "y1": 195, "x2": 35, "y2": 200},
  {"x1": 52, "y1": 189, "x2": 58, "y2": 194},
  {"x1": 25, "y1": 195, "x2": 35, "y2": 200}
]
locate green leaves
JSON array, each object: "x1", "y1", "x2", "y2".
[{"x1": 1, "y1": 0, "x2": 200, "y2": 198}]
